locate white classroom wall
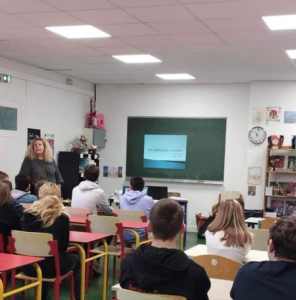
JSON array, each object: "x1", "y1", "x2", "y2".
[
  {"x1": 96, "y1": 84, "x2": 251, "y2": 232},
  {"x1": 0, "y1": 57, "x2": 94, "y2": 181}
]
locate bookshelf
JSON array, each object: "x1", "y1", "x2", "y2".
[{"x1": 264, "y1": 146, "x2": 296, "y2": 217}]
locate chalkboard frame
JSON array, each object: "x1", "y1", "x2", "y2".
[{"x1": 126, "y1": 117, "x2": 227, "y2": 184}]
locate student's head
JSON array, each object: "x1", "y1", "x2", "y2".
[
  {"x1": 268, "y1": 216, "x2": 296, "y2": 262},
  {"x1": 130, "y1": 177, "x2": 145, "y2": 191},
  {"x1": 0, "y1": 171, "x2": 9, "y2": 180},
  {"x1": 25, "y1": 195, "x2": 69, "y2": 227},
  {"x1": 15, "y1": 174, "x2": 31, "y2": 192},
  {"x1": 39, "y1": 182, "x2": 61, "y2": 199},
  {"x1": 34, "y1": 180, "x2": 47, "y2": 196},
  {"x1": 208, "y1": 199, "x2": 252, "y2": 248},
  {"x1": 0, "y1": 182, "x2": 11, "y2": 207},
  {"x1": 0, "y1": 180, "x2": 12, "y2": 191},
  {"x1": 84, "y1": 165, "x2": 99, "y2": 182},
  {"x1": 149, "y1": 199, "x2": 184, "y2": 241},
  {"x1": 26, "y1": 138, "x2": 53, "y2": 163}
]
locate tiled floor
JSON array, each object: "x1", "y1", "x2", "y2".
[{"x1": 11, "y1": 232, "x2": 205, "y2": 300}]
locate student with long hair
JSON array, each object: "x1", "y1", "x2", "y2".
[
  {"x1": 205, "y1": 199, "x2": 252, "y2": 262},
  {"x1": 38, "y1": 182, "x2": 61, "y2": 199},
  {"x1": 21, "y1": 195, "x2": 81, "y2": 300}
]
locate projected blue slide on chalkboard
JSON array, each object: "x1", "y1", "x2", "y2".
[{"x1": 143, "y1": 135, "x2": 187, "y2": 170}]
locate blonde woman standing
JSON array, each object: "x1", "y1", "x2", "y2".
[
  {"x1": 205, "y1": 199, "x2": 253, "y2": 263},
  {"x1": 19, "y1": 138, "x2": 63, "y2": 193},
  {"x1": 20, "y1": 195, "x2": 81, "y2": 300}
]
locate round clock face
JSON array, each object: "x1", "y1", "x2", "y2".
[{"x1": 248, "y1": 126, "x2": 267, "y2": 144}]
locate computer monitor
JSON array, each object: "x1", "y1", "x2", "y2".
[
  {"x1": 122, "y1": 186, "x2": 148, "y2": 195},
  {"x1": 147, "y1": 186, "x2": 168, "y2": 200}
]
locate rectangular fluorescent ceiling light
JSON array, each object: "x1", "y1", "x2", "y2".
[
  {"x1": 112, "y1": 55, "x2": 161, "y2": 63},
  {"x1": 45, "y1": 25, "x2": 110, "y2": 39},
  {"x1": 286, "y1": 50, "x2": 296, "y2": 59},
  {"x1": 262, "y1": 15, "x2": 296, "y2": 30},
  {"x1": 156, "y1": 74, "x2": 195, "y2": 80}
]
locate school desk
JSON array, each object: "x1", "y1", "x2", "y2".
[{"x1": 245, "y1": 217, "x2": 265, "y2": 229}]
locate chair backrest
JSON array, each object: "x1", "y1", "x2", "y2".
[
  {"x1": 19, "y1": 203, "x2": 32, "y2": 209},
  {"x1": 115, "y1": 209, "x2": 145, "y2": 222},
  {"x1": 88, "y1": 215, "x2": 121, "y2": 235},
  {"x1": 66, "y1": 206, "x2": 91, "y2": 216},
  {"x1": 219, "y1": 191, "x2": 241, "y2": 202},
  {"x1": 259, "y1": 218, "x2": 279, "y2": 230},
  {"x1": 117, "y1": 289, "x2": 186, "y2": 300},
  {"x1": 192, "y1": 254, "x2": 242, "y2": 281},
  {"x1": 168, "y1": 192, "x2": 181, "y2": 197},
  {"x1": 9, "y1": 231, "x2": 54, "y2": 257},
  {"x1": 0, "y1": 234, "x2": 4, "y2": 253},
  {"x1": 249, "y1": 229, "x2": 269, "y2": 251}
]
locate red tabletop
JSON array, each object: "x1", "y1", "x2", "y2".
[
  {"x1": 0, "y1": 253, "x2": 44, "y2": 272},
  {"x1": 69, "y1": 231, "x2": 110, "y2": 243},
  {"x1": 121, "y1": 220, "x2": 148, "y2": 229},
  {"x1": 70, "y1": 215, "x2": 87, "y2": 224}
]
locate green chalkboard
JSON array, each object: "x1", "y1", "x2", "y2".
[{"x1": 126, "y1": 117, "x2": 227, "y2": 182}]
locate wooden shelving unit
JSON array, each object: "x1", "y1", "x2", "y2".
[{"x1": 264, "y1": 146, "x2": 296, "y2": 216}]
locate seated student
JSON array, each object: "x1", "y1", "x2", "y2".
[
  {"x1": 0, "y1": 171, "x2": 9, "y2": 180},
  {"x1": 0, "y1": 182, "x2": 23, "y2": 249},
  {"x1": 205, "y1": 199, "x2": 252, "y2": 263},
  {"x1": 231, "y1": 216, "x2": 296, "y2": 300},
  {"x1": 119, "y1": 177, "x2": 154, "y2": 242},
  {"x1": 21, "y1": 195, "x2": 82, "y2": 300},
  {"x1": 11, "y1": 174, "x2": 38, "y2": 203},
  {"x1": 0, "y1": 179, "x2": 12, "y2": 191},
  {"x1": 38, "y1": 182, "x2": 60, "y2": 199},
  {"x1": 72, "y1": 165, "x2": 113, "y2": 215},
  {"x1": 34, "y1": 180, "x2": 47, "y2": 198},
  {"x1": 120, "y1": 199, "x2": 210, "y2": 300}
]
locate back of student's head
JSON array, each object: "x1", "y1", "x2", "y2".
[
  {"x1": 0, "y1": 171, "x2": 9, "y2": 180},
  {"x1": 84, "y1": 165, "x2": 99, "y2": 182},
  {"x1": 34, "y1": 180, "x2": 47, "y2": 197},
  {"x1": 150, "y1": 199, "x2": 184, "y2": 241},
  {"x1": 269, "y1": 216, "x2": 296, "y2": 261},
  {"x1": 26, "y1": 195, "x2": 69, "y2": 228},
  {"x1": 0, "y1": 179, "x2": 12, "y2": 191},
  {"x1": 208, "y1": 199, "x2": 252, "y2": 248},
  {"x1": 130, "y1": 177, "x2": 145, "y2": 191},
  {"x1": 0, "y1": 182, "x2": 11, "y2": 207},
  {"x1": 39, "y1": 182, "x2": 61, "y2": 199},
  {"x1": 15, "y1": 174, "x2": 31, "y2": 191}
]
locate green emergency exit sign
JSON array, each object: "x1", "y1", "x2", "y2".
[{"x1": 0, "y1": 74, "x2": 11, "y2": 83}]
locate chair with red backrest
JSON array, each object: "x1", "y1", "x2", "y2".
[
  {"x1": 0, "y1": 233, "x2": 7, "y2": 292},
  {"x1": 8, "y1": 230, "x2": 75, "y2": 300}
]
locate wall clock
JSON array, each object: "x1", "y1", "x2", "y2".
[{"x1": 248, "y1": 126, "x2": 267, "y2": 145}]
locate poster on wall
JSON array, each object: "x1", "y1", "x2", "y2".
[
  {"x1": 248, "y1": 167, "x2": 262, "y2": 185},
  {"x1": 0, "y1": 106, "x2": 17, "y2": 131},
  {"x1": 284, "y1": 111, "x2": 296, "y2": 124},
  {"x1": 252, "y1": 107, "x2": 265, "y2": 126},
  {"x1": 103, "y1": 166, "x2": 123, "y2": 178},
  {"x1": 27, "y1": 128, "x2": 41, "y2": 145},
  {"x1": 44, "y1": 133, "x2": 55, "y2": 155},
  {"x1": 266, "y1": 107, "x2": 281, "y2": 125},
  {"x1": 248, "y1": 186, "x2": 256, "y2": 196}
]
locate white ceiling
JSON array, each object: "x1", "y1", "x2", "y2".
[{"x1": 1, "y1": 0, "x2": 296, "y2": 84}]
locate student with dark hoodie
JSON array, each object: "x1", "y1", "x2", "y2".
[
  {"x1": 120, "y1": 199, "x2": 211, "y2": 300},
  {"x1": 71, "y1": 164, "x2": 113, "y2": 215},
  {"x1": 119, "y1": 177, "x2": 154, "y2": 242},
  {"x1": 11, "y1": 174, "x2": 38, "y2": 203},
  {"x1": 20, "y1": 195, "x2": 82, "y2": 300},
  {"x1": 0, "y1": 181, "x2": 23, "y2": 249}
]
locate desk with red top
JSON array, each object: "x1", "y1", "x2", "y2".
[
  {"x1": 0, "y1": 253, "x2": 43, "y2": 300},
  {"x1": 69, "y1": 231, "x2": 110, "y2": 300}
]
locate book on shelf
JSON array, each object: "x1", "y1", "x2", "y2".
[
  {"x1": 285, "y1": 201, "x2": 296, "y2": 216},
  {"x1": 288, "y1": 156, "x2": 296, "y2": 169},
  {"x1": 269, "y1": 155, "x2": 285, "y2": 169},
  {"x1": 270, "y1": 200, "x2": 284, "y2": 216}
]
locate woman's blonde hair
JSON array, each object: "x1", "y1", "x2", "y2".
[
  {"x1": 208, "y1": 199, "x2": 252, "y2": 248},
  {"x1": 25, "y1": 195, "x2": 69, "y2": 228},
  {"x1": 26, "y1": 138, "x2": 53, "y2": 163},
  {"x1": 0, "y1": 182, "x2": 11, "y2": 207},
  {"x1": 39, "y1": 182, "x2": 61, "y2": 199}
]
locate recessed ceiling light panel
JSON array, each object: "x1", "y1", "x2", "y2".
[
  {"x1": 45, "y1": 25, "x2": 111, "y2": 39},
  {"x1": 156, "y1": 74, "x2": 195, "y2": 80},
  {"x1": 286, "y1": 50, "x2": 296, "y2": 59},
  {"x1": 112, "y1": 54, "x2": 162, "y2": 63},
  {"x1": 262, "y1": 15, "x2": 296, "y2": 30}
]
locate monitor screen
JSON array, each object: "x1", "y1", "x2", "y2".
[
  {"x1": 147, "y1": 186, "x2": 168, "y2": 200},
  {"x1": 122, "y1": 186, "x2": 148, "y2": 195}
]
